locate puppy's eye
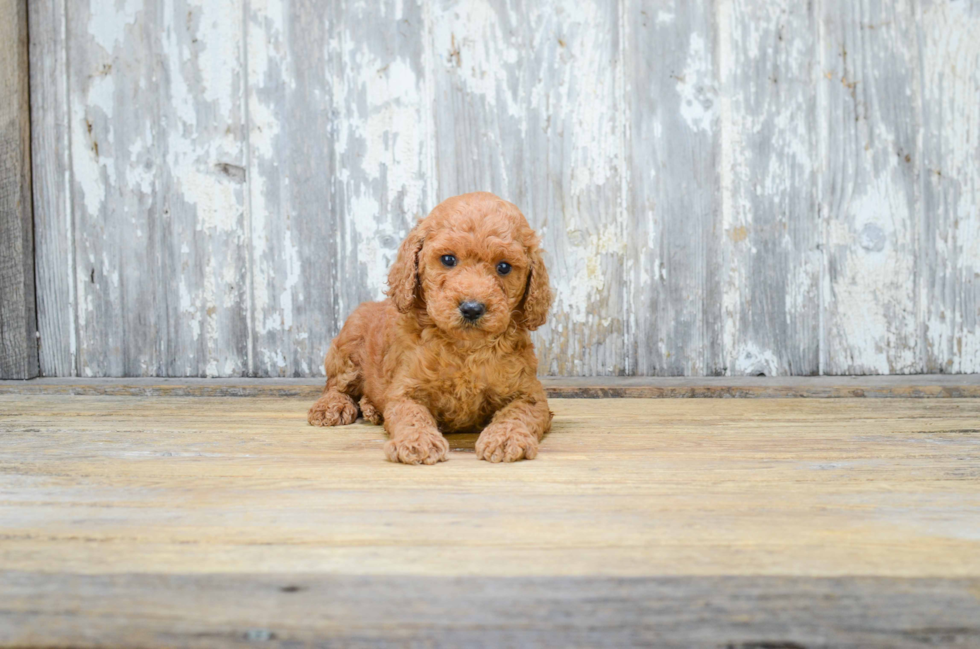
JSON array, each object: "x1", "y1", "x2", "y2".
[
  {"x1": 496, "y1": 261, "x2": 512, "y2": 276},
  {"x1": 440, "y1": 254, "x2": 457, "y2": 268}
]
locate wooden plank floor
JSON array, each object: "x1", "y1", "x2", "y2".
[{"x1": 2, "y1": 394, "x2": 979, "y2": 647}]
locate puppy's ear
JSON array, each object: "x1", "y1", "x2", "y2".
[
  {"x1": 520, "y1": 243, "x2": 552, "y2": 331},
  {"x1": 386, "y1": 221, "x2": 426, "y2": 313}
]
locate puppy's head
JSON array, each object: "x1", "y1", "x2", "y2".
[{"x1": 387, "y1": 192, "x2": 552, "y2": 338}]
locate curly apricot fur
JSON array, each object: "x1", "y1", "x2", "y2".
[{"x1": 308, "y1": 192, "x2": 554, "y2": 464}]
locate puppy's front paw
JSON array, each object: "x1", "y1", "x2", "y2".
[
  {"x1": 476, "y1": 424, "x2": 539, "y2": 463},
  {"x1": 384, "y1": 430, "x2": 449, "y2": 465},
  {"x1": 308, "y1": 391, "x2": 358, "y2": 427},
  {"x1": 359, "y1": 396, "x2": 383, "y2": 425}
]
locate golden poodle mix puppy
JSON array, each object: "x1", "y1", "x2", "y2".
[{"x1": 308, "y1": 192, "x2": 553, "y2": 465}]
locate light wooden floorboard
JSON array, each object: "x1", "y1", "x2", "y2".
[{"x1": 1, "y1": 395, "x2": 979, "y2": 646}]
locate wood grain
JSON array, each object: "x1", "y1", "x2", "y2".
[
  {"x1": 919, "y1": 0, "x2": 980, "y2": 373},
  {"x1": 0, "y1": 0, "x2": 38, "y2": 380},
  {"x1": 2, "y1": 375, "x2": 979, "y2": 398},
  {"x1": 626, "y1": 0, "x2": 723, "y2": 376},
  {"x1": 25, "y1": 0, "x2": 980, "y2": 377},
  {"x1": 428, "y1": 0, "x2": 628, "y2": 376},
  {"x1": 1, "y1": 395, "x2": 978, "y2": 578},
  {"x1": 819, "y1": 0, "x2": 922, "y2": 374},
  {"x1": 64, "y1": 1, "x2": 251, "y2": 377},
  {"x1": 521, "y1": 0, "x2": 627, "y2": 376},
  {"x1": 28, "y1": 0, "x2": 75, "y2": 378},
  {"x1": 246, "y1": 0, "x2": 341, "y2": 378},
  {"x1": 718, "y1": 0, "x2": 820, "y2": 376},
  {"x1": 3, "y1": 572, "x2": 979, "y2": 647},
  {"x1": 247, "y1": 0, "x2": 434, "y2": 377},
  {"x1": 1, "y1": 394, "x2": 979, "y2": 645}
]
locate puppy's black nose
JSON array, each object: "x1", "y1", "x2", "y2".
[{"x1": 459, "y1": 300, "x2": 486, "y2": 322}]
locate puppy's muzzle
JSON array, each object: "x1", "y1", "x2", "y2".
[{"x1": 459, "y1": 300, "x2": 486, "y2": 323}]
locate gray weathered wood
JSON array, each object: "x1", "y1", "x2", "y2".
[
  {"x1": 29, "y1": 0, "x2": 76, "y2": 377},
  {"x1": 246, "y1": 0, "x2": 339, "y2": 377},
  {"x1": 63, "y1": 1, "x2": 251, "y2": 377},
  {"x1": 25, "y1": 0, "x2": 980, "y2": 377},
  {"x1": 819, "y1": 0, "x2": 923, "y2": 374},
  {"x1": 717, "y1": 0, "x2": 821, "y2": 376},
  {"x1": 522, "y1": 0, "x2": 627, "y2": 376},
  {"x1": 428, "y1": 0, "x2": 522, "y2": 202},
  {"x1": 3, "y1": 572, "x2": 979, "y2": 648},
  {"x1": 428, "y1": 0, "x2": 627, "y2": 376},
  {"x1": 2, "y1": 393, "x2": 979, "y2": 645},
  {"x1": 919, "y1": 0, "x2": 980, "y2": 373},
  {"x1": 626, "y1": 0, "x2": 723, "y2": 376},
  {"x1": 0, "y1": 0, "x2": 38, "y2": 380},
  {"x1": 247, "y1": 0, "x2": 433, "y2": 377}
]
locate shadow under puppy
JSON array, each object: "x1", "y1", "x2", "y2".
[{"x1": 308, "y1": 192, "x2": 553, "y2": 464}]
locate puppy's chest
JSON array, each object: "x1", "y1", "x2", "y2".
[{"x1": 425, "y1": 362, "x2": 514, "y2": 429}]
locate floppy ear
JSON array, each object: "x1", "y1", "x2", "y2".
[
  {"x1": 520, "y1": 243, "x2": 552, "y2": 330},
  {"x1": 386, "y1": 222, "x2": 426, "y2": 313}
]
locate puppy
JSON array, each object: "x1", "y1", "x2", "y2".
[{"x1": 308, "y1": 192, "x2": 553, "y2": 464}]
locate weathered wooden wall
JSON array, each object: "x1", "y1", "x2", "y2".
[
  {"x1": 0, "y1": 0, "x2": 38, "y2": 380},
  {"x1": 28, "y1": 0, "x2": 980, "y2": 377}
]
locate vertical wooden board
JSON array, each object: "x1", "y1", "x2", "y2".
[
  {"x1": 0, "y1": 0, "x2": 38, "y2": 379},
  {"x1": 716, "y1": 0, "x2": 820, "y2": 376},
  {"x1": 329, "y1": 0, "x2": 434, "y2": 338},
  {"x1": 68, "y1": 0, "x2": 250, "y2": 377},
  {"x1": 427, "y1": 0, "x2": 533, "y2": 363},
  {"x1": 429, "y1": 0, "x2": 627, "y2": 376},
  {"x1": 626, "y1": 0, "x2": 722, "y2": 376},
  {"x1": 246, "y1": 0, "x2": 336, "y2": 377},
  {"x1": 522, "y1": 0, "x2": 627, "y2": 376},
  {"x1": 819, "y1": 0, "x2": 922, "y2": 374},
  {"x1": 29, "y1": 0, "x2": 76, "y2": 377},
  {"x1": 428, "y1": 0, "x2": 523, "y2": 202},
  {"x1": 919, "y1": 0, "x2": 980, "y2": 373},
  {"x1": 247, "y1": 0, "x2": 433, "y2": 377}
]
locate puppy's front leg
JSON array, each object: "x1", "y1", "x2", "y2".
[
  {"x1": 476, "y1": 390, "x2": 552, "y2": 463},
  {"x1": 383, "y1": 400, "x2": 449, "y2": 465}
]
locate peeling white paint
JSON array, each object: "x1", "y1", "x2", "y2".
[
  {"x1": 278, "y1": 232, "x2": 301, "y2": 331},
  {"x1": 521, "y1": 0, "x2": 626, "y2": 376},
  {"x1": 919, "y1": 0, "x2": 980, "y2": 373},
  {"x1": 677, "y1": 33, "x2": 716, "y2": 134},
  {"x1": 431, "y1": 0, "x2": 521, "y2": 117},
  {"x1": 819, "y1": 0, "x2": 924, "y2": 375},
  {"x1": 351, "y1": 194, "x2": 398, "y2": 301},
  {"x1": 559, "y1": 222, "x2": 624, "y2": 324},
  {"x1": 829, "y1": 176, "x2": 918, "y2": 373},
  {"x1": 195, "y1": 1, "x2": 240, "y2": 119},
  {"x1": 71, "y1": 72, "x2": 117, "y2": 217},
  {"x1": 36, "y1": 0, "x2": 980, "y2": 377},
  {"x1": 732, "y1": 343, "x2": 781, "y2": 376},
  {"x1": 718, "y1": 0, "x2": 821, "y2": 376},
  {"x1": 335, "y1": 13, "x2": 430, "y2": 322},
  {"x1": 87, "y1": 0, "x2": 141, "y2": 53}
]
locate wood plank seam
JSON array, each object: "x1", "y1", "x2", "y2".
[
  {"x1": 0, "y1": 375, "x2": 977, "y2": 399},
  {"x1": 0, "y1": 0, "x2": 39, "y2": 379}
]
